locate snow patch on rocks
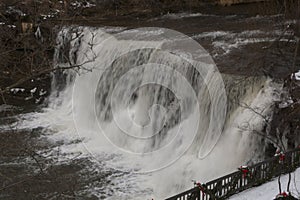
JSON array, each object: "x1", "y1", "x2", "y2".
[{"x1": 10, "y1": 88, "x2": 25, "y2": 94}]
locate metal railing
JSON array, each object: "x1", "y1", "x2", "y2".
[{"x1": 166, "y1": 148, "x2": 300, "y2": 200}]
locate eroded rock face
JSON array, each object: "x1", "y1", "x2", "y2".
[
  {"x1": 292, "y1": 20, "x2": 300, "y2": 38},
  {"x1": 268, "y1": 80, "x2": 300, "y2": 153}
]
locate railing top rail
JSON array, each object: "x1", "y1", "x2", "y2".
[
  {"x1": 208, "y1": 148, "x2": 300, "y2": 184},
  {"x1": 250, "y1": 148, "x2": 298, "y2": 168},
  {"x1": 206, "y1": 170, "x2": 240, "y2": 185}
]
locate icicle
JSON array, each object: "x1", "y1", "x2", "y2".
[{"x1": 35, "y1": 26, "x2": 43, "y2": 42}]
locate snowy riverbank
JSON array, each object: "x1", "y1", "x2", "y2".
[{"x1": 230, "y1": 168, "x2": 300, "y2": 200}]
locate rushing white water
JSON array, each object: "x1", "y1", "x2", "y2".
[
  {"x1": 193, "y1": 29, "x2": 295, "y2": 57},
  {"x1": 9, "y1": 26, "x2": 282, "y2": 199}
]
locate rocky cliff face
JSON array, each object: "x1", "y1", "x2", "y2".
[{"x1": 269, "y1": 81, "x2": 300, "y2": 151}]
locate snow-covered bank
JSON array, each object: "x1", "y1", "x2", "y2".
[{"x1": 230, "y1": 168, "x2": 300, "y2": 200}]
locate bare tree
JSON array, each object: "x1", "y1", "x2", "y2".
[{"x1": 0, "y1": 0, "x2": 99, "y2": 105}]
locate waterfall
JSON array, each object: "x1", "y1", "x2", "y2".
[{"x1": 41, "y1": 26, "x2": 281, "y2": 199}]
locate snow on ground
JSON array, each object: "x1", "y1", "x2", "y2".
[
  {"x1": 294, "y1": 71, "x2": 300, "y2": 81},
  {"x1": 230, "y1": 168, "x2": 300, "y2": 200}
]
